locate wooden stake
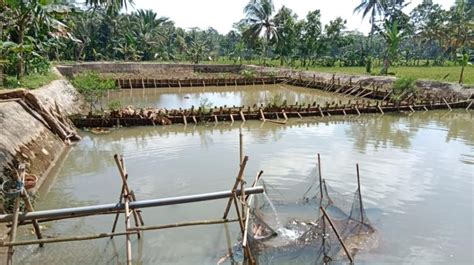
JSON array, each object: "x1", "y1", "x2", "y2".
[
  {"x1": 259, "y1": 108, "x2": 266, "y2": 122},
  {"x1": 318, "y1": 154, "x2": 323, "y2": 201},
  {"x1": 239, "y1": 130, "x2": 243, "y2": 165},
  {"x1": 223, "y1": 156, "x2": 248, "y2": 219},
  {"x1": 320, "y1": 207, "x2": 354, "y2": 263},
  {"x1": 356, "y1": 164, "x2": 364, "y2": 224},
  {"x1": 466, "y1": 100, "x2": 472, "y2": 110},
  {"x1": 377, "y1": 104, "x2": 384, "y2": 115},
  {"x1": 239, "y1": 110, "x2": 246, "y2": 122},
  {"x1": 443, "y1": 98, "x2": 452, "y2": 111}
]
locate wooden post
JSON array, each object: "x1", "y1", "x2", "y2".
[
  {"x1": 355, "y1": 105, "x2": 361, "y2": 116},
  {"x1": 466, "y1": 100, "x2": 473, "y2": 111},
  {"x1": 239, "y1": 110, "x2": 246, "y2": 122},
  {"x1": 192, "y1": 115, "x2": 197, "y2": 124},
  {"x1": 442, "y1": 98, "x2": 452, "y2": 111},
  {"x1": 356, "y1": 164, "x2": 364, "y2": 224},
  {"x1": 259, "y1": 108, "x2": 266, "y2": 122},
  {"x1": 230, "y1": 114, "x2": 234, "y2": 123},
  {"x1": 318, "y1": 154, "x2": 323, "y2": 201},
  {"x1": 320, "y1": 207, "x2": 354, "y2": 263},
  {"x1": 377, "y1": 104, "x2": 384, "y2": 115},
  {"x1": 6, "y1": 191, "x2": 21, "y2": 265},
  {"x1": 223, "y1": 156, "x2": 248, "y2": 219},
  {"x1": 182, "y1": 114, "x2": 187, "y2": 125},
  {"x1": 282, "y1": 110, "x2": 288, "y2": 120},
  {"x1": 124, "y1": 181, "x2": 132, "y2": 265},
  {"x1": 239, "y1": 129, "x2": 243, "y2": 165}
]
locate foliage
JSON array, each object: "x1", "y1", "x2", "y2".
[
  {"x1": 108, "y1": 100, "x2": 123, "y2": 111},
  {"x1": 391, "y1": 76, "x2": 417, "y2": 102},
  {"x1": 71, "y1": 72, "x2": 117, "y2": 112},
  {"x1": 198, "y1": 97, "x2": 213, "y2": 114},
  {"x1": 240, "y1": 69, "x2": 257, "y2": 78},
  {"x1": 0, "y1": 0, "x2": 472, "y2": 86},
  {"x1": 267, "y1": 93, "x2": 286, "y2": 108},
  {"x1": 2, "y1": 70, "x2": 58, "y2": 89}
]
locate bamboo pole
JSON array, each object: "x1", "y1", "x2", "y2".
[
  {"x1": 443, "y1": 98, "x2": 452, "y2": 111},
  {"x1": 356, "y1": 164, "x2": 364, "y2": 224},
  {"x1": 183, "y1": 114, "x2": 187, "y2": 125},
  {"x1": 239, "y1": 110, "x2": 246, "y2": 122},
  {"x1": 259, "y1": 108, "x2": 266, "y2": 122},
  {"x1": 6, "y1": 197, "x2": 20, "y2": 265},
  {"x1": 318, "y1": 154, "x2": 323, "y2": 201},
  {"x1": 355, "y1": 105, "x2": 361, "y2": 116},
  {"x1": 124, "y1": 179, "x2": 132, "y2": 265},
  {"x1": 127, "y1": 218, "x2": 238, "y2": 232},
  {"x1": 320, "y1": 207, "x2": 354, "y2": 263},
  {"x1": 239, "y1": 129, "x2": 243, "y2": 165},
  {"x1": 223, "y1": 156, "x2": 249, "y2": 219},
  {"x1": 1, "y1": 231, "x2": 135, "y2": 247},
  {"x1": 20, "y1": 189, "x2": 43, "y2": 247},
  {"x1": 377, "y1": 104, "x2": 384, "y2": 115}
]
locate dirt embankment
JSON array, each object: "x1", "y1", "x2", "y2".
[
  {"x1": 246, "y1": 65, "x2": 474, "y2": 99},
  {"x1": 0, "y1": 80, "x2": 85, "y2": 211}
]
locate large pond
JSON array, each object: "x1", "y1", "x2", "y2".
[
  {"x1": 105, "y1": 84, "x2": 360, "y2": 109},
  {"x1": 15, "y1": 109, "x2": 473, "y2": 264}
]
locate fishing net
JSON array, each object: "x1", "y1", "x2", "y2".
[{"x1": 246, "y1": 166, "x2": 376, "y2": 264}]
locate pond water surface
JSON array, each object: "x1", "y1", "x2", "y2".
[
  {"x1": 105, "y1": 84, "x2": 360, "y2": 109},
  {"x1": 14, "y1": 105, "x2": 473, "y2": 264}
]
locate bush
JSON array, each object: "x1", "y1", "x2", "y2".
[
  {"x1": 391, "y1": 77, "x2": 418, "y2": 102},
  {"x1": 72, "y1": 71, "x2": 117, "y2": 112},
  {"x1": 108, "y1": 100, "x2": 123, "y2": 111},
  {"x1": 240, "y1": 69, "x2": 257, "y2": 78}
]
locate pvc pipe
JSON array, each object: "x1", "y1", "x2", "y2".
[{"x1": 0, "y1": 186, "x2": 264, "y2": 223}]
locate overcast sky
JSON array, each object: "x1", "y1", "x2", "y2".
[{"x1": 131, "y1": 0, "x2": 455, "y2": 34}]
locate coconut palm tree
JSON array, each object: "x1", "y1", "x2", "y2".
[
  {"x1": 85, "y1": 0, "x2": 133, "y2": 11},
  {"x1": 354, "y1": 0, "x2": 386, "y2": 72},
  {"x1": 243, "y1": 0, "x2": 277, "y2": 65}
]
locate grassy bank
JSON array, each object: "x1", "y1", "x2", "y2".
[
  {"x1": 1, "y1": 71, "x2": 59, "y2": 90},
  {"x1": 206, "y1": 59, "x2": 474, "y2": 86}
]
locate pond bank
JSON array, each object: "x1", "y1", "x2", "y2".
[{"x1": 0, "y1": 80, "x2": 85, "y2": 203}]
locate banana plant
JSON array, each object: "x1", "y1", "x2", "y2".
[{"x1": 457, "y1": 50, "x2": 470, "y2": 84}]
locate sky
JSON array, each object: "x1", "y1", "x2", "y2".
[{"x1": 131, "y1": 0, "x2": 455, "y2": 35}]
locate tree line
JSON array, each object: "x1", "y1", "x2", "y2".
[{"x1": 0, "y1": 0, "x2": 472, "y2": 83}]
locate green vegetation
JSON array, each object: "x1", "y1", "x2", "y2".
[
  {"x1": 107, "y1": 100, "x2": 123, "y2": 111},
  {"x1": 198, "y1": 97, "x2": 214, "y2": 114},
  {"x1": 0, "y1": 0, "x2": 472, "y2": 85},
  {"x1": 1, "y1": 70, "x2": 58, "y2": 89},
  {"x1": 391, "y1": 77, "x2": 418, "y2": 102},
  {"x1": 71, "y1": 72, "x2": 117, "y2": 112}
]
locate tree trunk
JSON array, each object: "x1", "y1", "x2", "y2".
[
  {"x1": 459, "y1": 65, "x2": 465, "y2": 84},
  {"x1": 17, "y1": 26, "x2": 25, "y2": 79},
  {"x1": 382, "y1": 56, "x2": 390, "y2": 75}
]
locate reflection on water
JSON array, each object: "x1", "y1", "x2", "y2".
[
  {"x1": 16, "y1": 110, "x2": 473, "y2": 264},
  {"x1": 105, "y1": 84, "x2": 357, "y2": 109}
]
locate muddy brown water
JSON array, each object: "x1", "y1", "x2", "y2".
[
  {"x1": 13, "y1": 87, "x2": 473, "y2": 264},
  {"x1": 104, "y1": 84, "x2": 363, "y2": 109}
]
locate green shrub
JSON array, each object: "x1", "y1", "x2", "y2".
[
  {"x1": 240, "y1": 69, "x2": 257, "y2": 78},
  {"x1": 108, "y1": 100, "x2": 123, "y2": 111},
  {"x1": 72, "y1": 71, "x2": 117, "y2": 112},
  {"x1": 391, "y1": 76, "x2": 418, "y2": 102}
]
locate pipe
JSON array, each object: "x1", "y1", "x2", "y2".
[{"x1": 0, "y1": 187, "x2": 264, "y2": 223}]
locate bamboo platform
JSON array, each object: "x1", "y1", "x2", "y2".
[{"x1": 72, "y1": 99, "x2": 471, "y2": 128}]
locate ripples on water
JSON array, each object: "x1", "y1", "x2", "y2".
[{"x1": 15, "y1": 110, "x2": 473, "y2": 265}]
